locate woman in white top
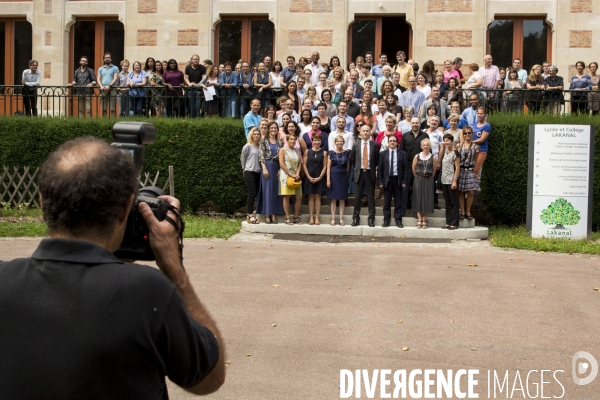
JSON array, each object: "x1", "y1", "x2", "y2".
[
  {"x1": 332, "y1": 67, "x2": 344, "y2": 95},
  {"x1": 200, "y1": 65, "x2": 220, "y2": 116},
  {"x1": 315, "y1": 72, "x2": 328, "y2": 98},
  {"x1": 298, "y1": 109, "x2": 313, "y2": 134},
  {"x1": 268, "y1": 61, "x2": 283, "y2": 90},
  {"x1": 463, "y1": 64, "x2": 483, "y2": 99},
  {"x1": 416, "y1": 73, "x2": 431, "y2": 98}
]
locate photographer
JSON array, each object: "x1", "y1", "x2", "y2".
[{"x1": 0, "y1": 137, "x2": 225, "y2": 398}]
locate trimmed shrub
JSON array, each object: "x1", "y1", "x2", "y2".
[
  {"x1": 1, "y1": 115, "x2": 598, "y2": 227},
  {"x1": 0, "y1": 117, "x2": 247, "y2": 213},
  {"x1": 483, "y1": 114, "x2": 599, "y2": 228}
]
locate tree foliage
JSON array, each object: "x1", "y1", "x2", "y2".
[{"x1": 540, "y1": 198, "x2": 581, "y2": 228}]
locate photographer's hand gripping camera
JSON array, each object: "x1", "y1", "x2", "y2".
[{"x1": 111, "y1": 122, "x2": 184, "y2": 261}]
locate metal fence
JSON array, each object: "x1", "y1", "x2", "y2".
[
  {"x1": 1, "y1": 85, "x2": 599, "y2": 118},
  {"x1": 469, "y1": 88, "x2": 600, "y2": 116},
  {"x1": 0, "y1": 85, "x2": 283, "y2": 118}
]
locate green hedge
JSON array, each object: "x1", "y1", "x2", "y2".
[
  {"x1": 482, "y1": 114, "x2": 600, "y2": 228},
  {"x1": 1, "y1": 115, "x2": 598, "y2": 227},
  {"x1": 0, "y1": 117, "x2": 247, "y2": 213}
]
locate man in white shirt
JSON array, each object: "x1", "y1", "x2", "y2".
[
  {"x1": 309, "y1": 52, "x2": 324, "y2": 86},
  {"x1": 277, "y1": 99, "x2": 301, "y2": 126},
  {"x1": 22, "y1": 59, "x2": 41, "y2": 117},
  {"x1": 329, "y1": 117, "x2": 354, "y2": 151},
  {"x1": 375, "y1": 99, "x2": 394, "y2": 132}
]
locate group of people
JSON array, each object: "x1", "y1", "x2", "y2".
[
  {"x1": 19, "y1": 50, "x2": 600, "y2": 117},
  {"x1": 240, "y1": 87, "x2": 491, "y2": 229}
]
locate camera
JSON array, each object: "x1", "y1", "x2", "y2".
[{"x1": 111, "y1": 122, "x2": 169, "y2": 261}]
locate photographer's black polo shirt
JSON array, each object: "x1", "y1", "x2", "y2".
[{"x1": 0, "y1": 238, "x2": 219, "y2": 399}]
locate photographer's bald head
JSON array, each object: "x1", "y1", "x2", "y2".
[{"x1": 39, "y1": 136, "x2": 137, "y2": 251}]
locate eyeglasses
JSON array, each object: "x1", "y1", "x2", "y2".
[{"x1": 464, "y1": 132, "x2": 473, "y2": 135}]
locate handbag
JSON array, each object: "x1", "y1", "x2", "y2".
[{"x1": 284, "y1": 150, "x2": 302, "y2": 189}]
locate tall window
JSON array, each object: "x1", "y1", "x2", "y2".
[
  {"x1": 215, "y1": 17, "x2": 274, "y2": 66},
  {"x1": 348, "y1": 17, "x2": 411, "y2": 64},
  {"x1": 0, "y1": 19, "x2": 32, "y2": 115},
  {"x1": 488, "y1": 18, "x2": 550, "y2": 73},
  {"x1": 0, "y1": 20, "x2": 33, "y2": 86},
  {"x1": 70, "y1": 19, "x2": 124, "y2": 78}
]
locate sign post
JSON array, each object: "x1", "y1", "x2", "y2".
[{"x1": 526, "y1": 124, "x2": 594, "y2": 240}]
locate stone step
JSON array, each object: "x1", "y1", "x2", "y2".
[
  {"x1": 256, "y1": 214, "x2": 475, "y2": 228},
  {"x1": 299, "y1": 205, "x2": 448, "y2": 218},
  {"x1": 242, "y1": 221, "x2": 488, "y2": 239},
  {"x1": 315, "y1": 197, "x2": 446, "y2": 208}
]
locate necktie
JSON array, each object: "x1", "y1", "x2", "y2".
[
  {"x1": 362, "y1": 141, "x2": 368, "y2": 169},
  {"x1": 390, "y1": 150, "x2": 395, "y2": 175}
]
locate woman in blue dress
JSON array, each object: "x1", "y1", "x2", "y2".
[
  {"x1": 256, "y1": 121, "x2": 284, "y2": 223},
  {"x1": 326, "y1": 135, "x2": 351, "y2": 226}
]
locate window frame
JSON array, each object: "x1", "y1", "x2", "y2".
[
  {"x1": 0, "y1": 18, "x2": 32, "y2": 116},
  {"x1": 213, "y1": 16, "x2": 275, "y2": 66},
  {"x1": 1, "y1": 18, "x2": 31, "y2": 86},
  {"x1": 486, "y1": 16, "x2": 552, "y2": 67},
  {"x1": 347, "y1": 16, "x2": 413, "y2": 64},
  {"x1": 68, "y1": 17, "x2": 121, "y2": 83}
]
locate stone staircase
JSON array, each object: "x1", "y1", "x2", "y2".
[{"x1": 242, "y1": 194, "x2": 488, "y2": 239}]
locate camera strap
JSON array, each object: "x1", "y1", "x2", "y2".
[{"x1": 163, "y1": 204, "x2": 186, "y2": 266}]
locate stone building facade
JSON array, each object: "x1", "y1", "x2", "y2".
[{"x1": 0, "y1": 0, "x2": 598, "y2": 86}]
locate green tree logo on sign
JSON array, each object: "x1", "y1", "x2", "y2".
[{"x1": 540, "y1": 198, "x2": 581, "y2": 229}]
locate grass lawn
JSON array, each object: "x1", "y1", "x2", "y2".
[
  {"x1": 0, "y1": 209, "x2": 242, "y2": 239},
  {"x1": 2, "y1": 209, "x2": 599, "y2": 255},
  {"x1": 0, "y1": 209, "x2": 47, "y2": 237},
  {"x1": 489, "y1": 226, "x2": 600, "y2": 255}
]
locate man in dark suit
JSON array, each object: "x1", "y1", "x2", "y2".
[
  {"x1": 377, "y1": 136, "x2": 408, "y2": 228},
  {"x1": 351, "y1": 125, "x2": 379, "y2": 227}
]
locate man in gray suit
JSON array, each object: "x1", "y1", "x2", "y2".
[{"x1": 350, "y1": 125, "x2": 379, "y2": 227}]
